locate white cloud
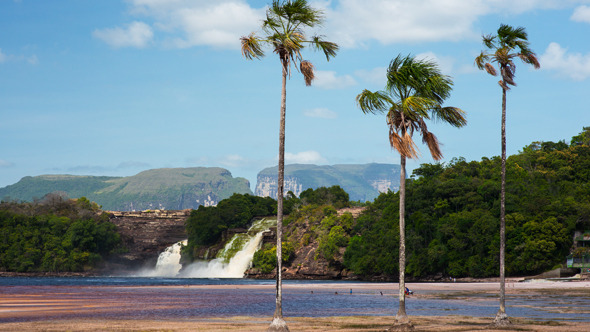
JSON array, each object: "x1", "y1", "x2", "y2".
[
  {"x1": 27, "y1": 55, "x2": 38, "y2": 65},
  {"x1": 304, "y1": 108, "x2": 337, "y2": 119},
  {"x1": 540, "y1": 42, "x2": 590, "y2": 80},
  {"x1": 93, "y1": 21, "x2": 154, "y2": 48},
  {"x1": 324, "y1": 0, "x2": 578, "y2": 48},
  {"x1": 313, "y1": 70, "x2": 357, "y2": 89},
  {"x1": 0, "y1": 160, "x2": 14, "y2": 168},
  {"x1": 326, "y1": 0, "x2": 484, "y2": 47},
  {"x1": 354, "y1": 67, "x2": 387, "y2": 85},
  {"x1": 0, "y1": 48, "x2": 38, "y2": 65},
  {"x1": 98, "y1": 1, "x2": 585, "y2": 51},
  {"x1": 220, "y1": 154, "x2": 246, "y2": 168},
  {"x1": 571, "y1": 5, "x2": 590, "y2": 22},
  {"x1": 117, "y1": 161, "x2": 151, "y2": 169},
  {"x1": 123, "y1": 0, "x2": 265, "y2": 49},
  {"x1": 285, "y1": 151, "x2": 327, "y2": 164}
]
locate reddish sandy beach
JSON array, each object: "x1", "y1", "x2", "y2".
[{"x1": 1, "y1": 279, "x2": 589, "y2": 331}]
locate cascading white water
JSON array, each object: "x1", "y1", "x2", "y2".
[
  {"x1": 141, "y1": 218, "x2": 275, "y2": 278},
  {"x1": 139, "y1": 240, "x2": 187, "y2": 277},
  {"x1": 180, "y1": 217, "x2": 276, "y2": 278}
]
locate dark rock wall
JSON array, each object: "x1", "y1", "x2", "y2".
[{"x1": 104, "y1": 210, "x2": 189, "y2": 272}]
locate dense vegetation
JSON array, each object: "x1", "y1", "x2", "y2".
[
  {"x1": 251, "y1": 186, "x2": 354, "y2": 273},
  {"x1": 0, "y1": 194, "x2": 121, "y2": 272},
  {"x1": 344, "y1": 129, "x2": 590, "y2": 278},
  {"x1": 183, "y1": 193, "x2": 297, "y2": 260}
]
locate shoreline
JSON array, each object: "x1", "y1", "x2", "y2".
[
  {"x1": 2, "y1": 280, "x2": 589, "y2": 331},
  {"x1": 0, "y1": 315, "x2": 588, "y2": 331}
]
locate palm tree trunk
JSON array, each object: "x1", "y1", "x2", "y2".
[
  {"x1": 494, "y1": 86, "x2": 509, "y2": 325},
  {"x1": 396, "y1": 155, "x2": 409, "y2": 324},
  {"x1": 269, "y1": 59, "x2": 289, "y2": 332}
]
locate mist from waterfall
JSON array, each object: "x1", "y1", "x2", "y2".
[
  {"x1": 141, "y1": 218, "x2": 275, "y2": 278},
  {"x1": 138, "y1": 240, "x2": 187, "y2": 277}
]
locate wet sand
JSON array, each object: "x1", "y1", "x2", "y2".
[
  {"x1": 1, "y1": 315, "x2": 588, "y2": 331},
  {"x1": 1, "y1": 280, "x2": 589, "y2": 331}
]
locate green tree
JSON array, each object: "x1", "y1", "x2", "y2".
[
  {"x1": 241, "y1": 1, "x2": 338, "y2": 329},
  {"x1": 299, "y1": 185, "x2": 349, "y2": 209},
  {"x1": 475, "y1": 24, "x2": 540, "y2": 326},
  {"x1": 356, "y1": 54, "x2": 466, "y2": 326}
]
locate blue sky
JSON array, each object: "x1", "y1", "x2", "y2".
[{"x1": 1, "y1": 0, "x2": 590, "y2": 190}]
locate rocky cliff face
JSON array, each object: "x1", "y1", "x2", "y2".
[
  {"x1": 255, "y1": 163, "x2": 400, "y2": 202},
  {"x1": 104, "y1": 210, "x2": 189, "y2": 272},
  {"x1": 255, "y1": 175, "x2": 304, "y2": 198}
]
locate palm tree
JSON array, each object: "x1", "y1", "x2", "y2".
[
  {"x1": 475, "y1": 24, "x2": 539, "y2": 326},
  {"x1": 357, "y1": 55, "x2": 466, "y2": 326},
  {"x1": 241, "y1": 1, "x2": 337, "y2": 330}
]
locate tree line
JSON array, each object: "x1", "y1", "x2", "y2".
[
  {"x1": 344, "y1": 128, "x2": 590, "y2": 278},
  {"x1": 0, "y1": 194, "x2": 121, "y2": 272}
]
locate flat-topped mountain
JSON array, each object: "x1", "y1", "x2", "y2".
[
  {"x1": 0, "y1": 167, "x2": 252, "y2": 211},
  {"x1": 255, "y1": 163, "x2": 400, "y2": 202}
]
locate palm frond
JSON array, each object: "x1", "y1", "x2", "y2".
[
  {"x1": 431, "y1": 106, "x2": 467, "y2": 128},
  {"x1": 310, "y1": 35, "x2": 338, "y2": 61},
  {"x1": 401, "y1": 96, "x2": 435, "y2": 117},
  {"x1": 240, "y1": 33, "x2": 265, "y2": 60},
  {"x1": 519, "y1": 52, "x2": 540, "y2": 69},
  {"x1": 387, "y1": 123, "x2": 419, "y2": 159},
  {"x1": 483, "y1": 34, "x2": 496, "y2": 49},
  {"x1": 281, "y1": 0, "x2": 324, "y2": 28},
  {"x1": 499, "y1": 79, "x2": 510, "y2": 91},
  {"x1": 501, "y1": 66, "x2": 516, "y2": 86},
  {"x1": 300, "y1": 60, "x2": 314, "y2": 86},
  {"x1": 356, "y1": 90, "x2": 392, "y2": 115},
  {"x1": 484, "y1": 63, "x2": 497, "y2": 76},
  {"x1": 422, "y1": 130, "x2": 443, "y2": 160}
]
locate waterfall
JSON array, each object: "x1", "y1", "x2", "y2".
[
  {"x1": 139, "y1": 240, "x2": 187, "y2": 277},
  {"x1": 180, "y1": 217, "x2": 276, "y2": 278},
  {"x1": 141, "y1": 218, "x2": 275, "y2": 278}
]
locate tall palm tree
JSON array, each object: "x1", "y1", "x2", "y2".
[
  {"x1": 241, "y1": 1, "x2": 337, "y2": 330},
  {"x1": 357, "y1": 55, "x2": 466, "y2": 326},
  {"x1": 475, "y1": 24, "x2": 539, "y2": 326}
]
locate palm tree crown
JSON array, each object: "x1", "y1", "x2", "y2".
[
  {"x1": 475, "y1": 24, "x2": 540, "y2": 90},
  {"x1": 357, "y1": 55, "x2": 466, "y2": 160},
  {"x1": 241, "y1": 0, "x2": 338, "y2": 84}
]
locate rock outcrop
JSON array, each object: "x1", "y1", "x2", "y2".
[{"x1": 245, "y1": 208, "x2": 364, "y2": 280}]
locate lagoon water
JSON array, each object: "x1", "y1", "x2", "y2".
[{"x1": 1, "y1": 277, "x2": 589, "y2": 323}]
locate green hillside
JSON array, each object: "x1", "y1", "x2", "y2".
[{"x1": 0, "y1": 167, "x2": 252, "y2": 211}]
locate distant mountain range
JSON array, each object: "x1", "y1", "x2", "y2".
[
  {"x1": 0, "y1": 163, "x2": 400, "y2": 210},
  {"x1": 256, "y1": 163, "x2": 400, "y2": 202},
  {"x1": 0, "y1": 168, "x2": 252, "y2": 211}
]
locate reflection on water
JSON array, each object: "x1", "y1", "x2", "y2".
[{"x1": 1, "y1": 278, "x2": 589, "y2": 323}]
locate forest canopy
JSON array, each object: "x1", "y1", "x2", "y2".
[
  {"x1": 344, "y1": 128, "x2": 590, "y2": 278},
  {"x1": 0, "y1": 194, "x2": 121, "y2": 272}
]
